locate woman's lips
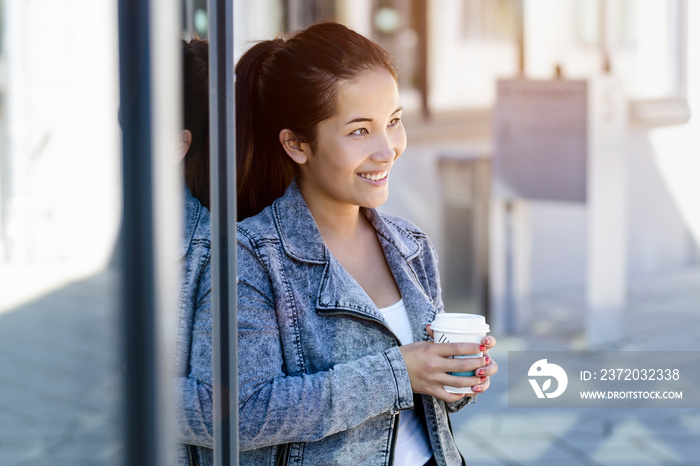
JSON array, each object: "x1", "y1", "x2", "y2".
[{"x1": 358, "y1": 169, "x2": 389, "y2": 182}]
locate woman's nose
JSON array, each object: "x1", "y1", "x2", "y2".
[{"x1": 371, "y1": 134, "x2": 399, "y2": 163}]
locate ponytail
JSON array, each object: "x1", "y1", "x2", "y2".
[
  {"x1": 235, "y1": 39, "x2": 296, "y2": 222},
  {"x1": 182, "y1": 38, "x2": 210, "y2": 209}
]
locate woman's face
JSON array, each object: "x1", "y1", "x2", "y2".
[{"x1": 296, "y1": 69, "x2": 407, "y2": 213}]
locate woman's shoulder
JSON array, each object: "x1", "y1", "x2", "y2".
[
  {"x1": 237, "y1": 204, "x2": 278, "y2": 244},
  {"x1": 192, "y1": 203, "x2": 211, "y2": 242}
]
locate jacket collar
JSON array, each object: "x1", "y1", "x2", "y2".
[
  {"x1": 273, "y1": 180, "x2": 436, "y2": 340},
  {"x1": 272, "y1": 179, "x2": 420, "y2": 264},
  {"x1": 179, "y1": 185, "x2": 202, "y2": 259}
]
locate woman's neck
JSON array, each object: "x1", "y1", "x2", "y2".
[
  {"x1": 297, "y1": 184, "x2": 365, "y2": 243},
  {"x1": 310, "y1": 199, "x2": 364, "y2": 243}
]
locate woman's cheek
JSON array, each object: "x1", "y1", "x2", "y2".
[{"x1": 393, "y1": 125, "x2": 407, "y2": 160}]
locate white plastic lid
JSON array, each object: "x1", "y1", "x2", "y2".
[{"x1": 431, "y1": 313, "x2": 490, "y2": 334}]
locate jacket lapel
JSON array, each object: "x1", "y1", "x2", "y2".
[
  {"x1": 365, "y1": 209, "x2": 440, "y2": 343},
  {"x1": 315, "y1": 257, "x2": 385, "y2": 323}
]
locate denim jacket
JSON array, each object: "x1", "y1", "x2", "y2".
[
  {"x1": 237, "y1": 179, "x2": 470, "y2": 466},
  {"x1": 175, "y1": 186, "x2": 214, "y2": 466}
]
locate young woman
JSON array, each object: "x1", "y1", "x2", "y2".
[
  {"x1": 174, "y1": 38, "x2": 214, "y2": 466},
  {"x1": 236, "y1": 23, "x2": 498, "y2": 466}
]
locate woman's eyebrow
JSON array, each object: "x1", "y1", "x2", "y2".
[
  {"x1": 344, "y1": 117, "x2": 373, "y2": 125},
  {"x1": 343, "y1": 106, "x2": 403, "y2": 126}
]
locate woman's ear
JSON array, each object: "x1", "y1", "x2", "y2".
[
  {"x1": 279, "y1": 129, "x2": 308, "y2": 165},
  {"x1": 180, "y1": 130, "x2": 192, "y2": 162}
]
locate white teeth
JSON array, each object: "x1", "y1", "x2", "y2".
[{"x1": 360, "y1": 170, "x2": 388, "y2": 181}]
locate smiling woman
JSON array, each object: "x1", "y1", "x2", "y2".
[
  {"x1": 234, "y1": 22, "x2": 498, "y2": 466},
  {"x1": 281, "y1": 69, "x2": 406, "y2": 221}
]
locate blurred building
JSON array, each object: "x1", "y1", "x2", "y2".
[
  {"x1": 0, "y1": 0, "x2": 698, "y2": 463},
  {"x1": 226, "y1": 0, "x2": 700, "y2": 338},
  {"x1": 1, "y1": 0, "x2": 698, "y2": 330}
]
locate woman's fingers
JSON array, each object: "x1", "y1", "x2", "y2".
[
  {"x1": 482, "y1": 335, "x2": 496, "y2": 349},
  {"x1": 441, "y1": 373, "x2": 482, "y2": 388},
  {"x1": 479, "y1": 350, "x2": 498, "y2": 376},
  {"x1": 400, "y1": 340, "x2": 497, "y2": 402},
  {"x1": 432, "y1": 342, "x2": 485, "y2": 358},
  {"x1": 426, "y1": 323, "x2": 496, "y2": 349},
  {"x1": 443, "y1": 391, "x2": 475, "y2": 403},
  {"x1": 438, "y1": 350, "x2": 497, "y2": 396},
  {"x1": 471, "y1": 376, "x2": 491, "y2": 393}
]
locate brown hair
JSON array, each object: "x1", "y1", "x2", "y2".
[
  {"x1": 235, "y1": 22, "x2": 396, "y2": 221},
  {"x1": 182, "y1": 38, "x2": 210, "y2": 209}
]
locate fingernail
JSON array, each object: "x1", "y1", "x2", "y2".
[
  {"x1": 478, "y1": 369, "x2": 486, "y2": 376},
  {"x1": 479, "y1": 345, "x2": 486, "y2": 352},
  {"x1": 481, "y1": 377, "x2": 487, "y2": 382},
  {"x1": 485, "y1": 357, "x2": 490, "y2": 364},
  {"x1": 474, "y1": 386, "x2": 482, "y2": 392},
  {"x1": 484, "y1": 338, "x2": 491, "y2": 345}
]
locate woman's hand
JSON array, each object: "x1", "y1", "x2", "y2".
[{"x1": 399, "y1": 326, "x2": 498, "y2": 403}]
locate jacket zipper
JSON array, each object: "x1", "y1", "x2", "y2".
[
  {"x1": 318, "y1": 309, "x2": 401, "y2": 344},
  {"x1": 186, "y1": 444, "x2": 199, "y2": 466},
  {"x1": 387, "y1": 409, "x2": 400, "y2": 465},
  {"x1": 275, "y1": 444, "x2": 291, "y2": 466},
  {"x1": 320, "y1": 308, "x2": 404, "y2": 465}
]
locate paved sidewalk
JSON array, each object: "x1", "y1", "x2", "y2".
[
  {"x1": 0, "y1": 268, "x2": 122, "y2": 466},
  {"x1": 0, "y1": 265, "x2": 698, "y2": 465},
  {"x1": 451, "y1": 266, "x2": 700, "y2": 465}
]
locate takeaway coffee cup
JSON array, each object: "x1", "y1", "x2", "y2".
[{"x1": 431, "y1": 313, "x2": 490, "y2": 394}]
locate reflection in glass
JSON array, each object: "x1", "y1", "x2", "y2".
[{"x1": 0, "y1": 1, "x2": 123, "y2": 463}]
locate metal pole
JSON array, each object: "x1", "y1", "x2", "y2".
[
  {"x1": 209, "y1": 0, "x2": 238, "y2": 464},
  {"x1": 117, "y1": 1, "x2": 160, "y2": 464}
]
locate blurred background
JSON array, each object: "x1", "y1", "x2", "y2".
[{"x1": 0, "y1": 0, "x2": 698, "y2": 464}]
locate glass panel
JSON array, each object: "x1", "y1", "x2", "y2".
[{"x1": 0, "y1": 0, "x2": 123, "y2": 463}]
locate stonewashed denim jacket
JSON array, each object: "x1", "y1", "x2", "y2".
[
  {"x1": 237, "y1": 179, "x2": 471, "y2": 466},
  {"x1": 175, "y1": 186, "x2": 214, "y2": 466}
]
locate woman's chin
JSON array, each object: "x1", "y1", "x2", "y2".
[{"x1": 361, "y1": 194, "x2": 389, "y2": 209}]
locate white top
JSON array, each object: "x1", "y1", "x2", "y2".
[{"x1": 378, "y1": 299, "x2": 433, "y2": 466}]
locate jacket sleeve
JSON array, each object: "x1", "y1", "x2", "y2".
[
  {"x1": 175, "y1": 256, "x2": 214, "y2": 448},
  {"x1": 237, "y1": 237, "x2": 415, "y2": 451}
]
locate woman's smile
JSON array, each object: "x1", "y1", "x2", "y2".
[{"x1": 358, "y1": 168, "x2": 390, "y2": 183}]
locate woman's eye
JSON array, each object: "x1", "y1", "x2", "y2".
[
  {"x1": 389, "y1": 118, "x2": 401, "y2": 127},
  {"x1": 351, "y1": 128, "x2": 368, "y2": 135}
]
